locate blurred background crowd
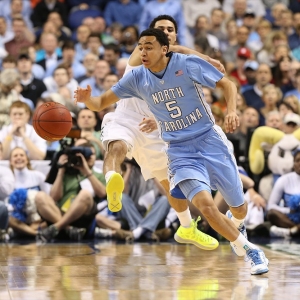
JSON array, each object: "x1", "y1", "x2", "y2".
[{"x1": 1, "y1": 0, "x2": 300, "y2": 244}]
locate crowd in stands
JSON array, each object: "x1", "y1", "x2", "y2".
[{"x1": 1, "y1": 0, "x2": 300, "y2": 243}]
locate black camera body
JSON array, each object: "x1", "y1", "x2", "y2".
[{"x1": 63, "y1": 146, "x2": 93, "y2": 168}]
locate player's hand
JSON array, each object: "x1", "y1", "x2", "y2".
[
  {"x1": 139, "y1": 117, "x2": 158, "y2": 133},
  {"x1": 74, "y1": 85, "x2": 92, "y2": 104},
  {"x1": 224, "y1": 111, "x2": 240, "y2": 133},
  {"x1": 208, "y1": 58, "x2": 226, "y2": 74}
]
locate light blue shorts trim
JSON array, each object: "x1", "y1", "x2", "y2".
[
  {"x1": 167, "y1": 126, "x2": 245, "y2": 207},
  {"x1": 178, "y1": 179, "x2": 211, "y2": 201}
]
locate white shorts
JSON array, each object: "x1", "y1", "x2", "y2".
[{"x1": 101, "y1": 110, "x2": 168, "y2": 181}]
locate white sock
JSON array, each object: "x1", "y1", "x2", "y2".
[
  {"x1": 176, "y1": 208, "x2": 192, "y2": 228},
  {"x1": 231, "y1": 233, "x2": 258, "y2": 256},
  {"x1": 230, "y1": 214, "x2": 245, "y2": 229},
  {"x1": 133, "y1": 227, "x2": 144, "y2": 240},
  {"x1": 165, "y1": 208, "x2": 178, "y2": 228},
  {"x1": 105, "y1": 171, "x2": 116, "y2": 183},
  {"x1": 290, "y1": 226, "x2": 298, "y2": 235}
]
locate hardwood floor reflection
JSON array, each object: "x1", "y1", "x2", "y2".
[{"x1": 0, "y1": 241, "x2": 300, "y2": 300}]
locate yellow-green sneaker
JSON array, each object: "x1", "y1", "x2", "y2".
[
  {"x1": 106, "y1": 173, "x2": 124, "y2": 212},
  {"x1": 174, "y1": 217, "x2": 219, "y2": 250}
]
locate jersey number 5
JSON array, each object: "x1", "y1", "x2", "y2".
[{"x1": 166, "y1": 100, "x2": 182, "y2": 119}]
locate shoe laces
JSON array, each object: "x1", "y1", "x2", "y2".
[
  {"x1": 246, "y1": 249, "x2": 263, "y2": 264},
  {"x1": 192, "y1": 217, "x2": 211, "y2": 243}
]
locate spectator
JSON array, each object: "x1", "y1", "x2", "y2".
[
  {"x1": 38, "y1": 142, "x2": 107, "y2": 241},
  {"x1": 120, "y1": 25, "x2": 139, "y2": 58},
  {"x1": 74, "y1": 25, "x2": 91, "y2": 63},
  {"x1": 280, "y1": 9, "x2": 294, "y2": 36},
  {"x1": 103, "y1": 43, "x2": 121, "y2": 74},
  {"x1": 243, "y1": 64, "x2": 273, "y2": 110},
  {"x1": 115, "y1": 57, "x2": 128, "y2": 79},
  {"x1": 227, "y1": 106, "x2": 260, "y2": 159},
  {"x1": 26, "y1": 46, "x2": 45, "y2": 80},
  {"x1": 4, "y1": 17, "x2": 34, "y2": 59},
  {"x1": 1, "y1": 54, "x2": 16, "y2": 70},
  {"x1": 3, "y1": 0, "x2": 33, "y2": 32},
  {"x1": 269, "y1": 2, "x2": 288, "y2": 29},
  {"x1": 278, "y1": 100, "x2": 297, "y2": 119},
  {"x1": 140, "y1": 1, "x2": 187, "y2": 45},
  {"x1": 79, "y1": 59, "x2": 111, "y2": 97},
  {"x1": 17, "y1": 53, "x2": 47, "y2": 107},
  {"x1": 0, "y1": 162, "x2": 14, "y2": 241},
  {"x1": 268, "y1": 149, "x2": 300, "y2": 238},
  {"x1": 193, "y1": 15, "x2": 219, "y2": 51},
  {"x1": 104, "y1": 0, "x2": 142, "y2": 28},
  {"x1": 8, "y1": 147, "x2": 61, "y2": 238},
  {"x1": 222, "y1": 25, "x2": 250, "y2": 68},
  {"x1": 51, "y1": 40, "x2": 86, "y2": 79},
  {"x1": 260, "y1": 84, "x2": 282, "y2": 125},
  {"x1": 77, "y1": 108, "x2": 105, "y2": 160},
  {"x1": 230, "y1": 47, "x2": 252, "y2": 86},
  {"x1": 222, "y1": 0, "x2": 266, "y2": 25},
  {"x1": 46, "y1": 11, "x2": 71, "y2": 39},
  {"x1": 241, "y1": 60, "x2": 259, "y2": 94},
  {"x1": 0, "y1": 68, "x2": 20, "y2": 128},
  {"x1": 36, "y1": 32, "x2": 62, "y2": 76},
  {"x1": 76, "y1": 53, "x2": 98, "y2": 84},
  {"x1": 31, "y1": 0, "x2": 68, "y2": 29},
  {"x1": 220, "y1": 18, "x2": 238, "y2": 53},
  {"x1": 208, "y1": 8, "x2": 227, "y2": 44},
  {"x1": 284, "y1": 69, "x2": 300, "y2": 100},
  {"x1": 203, "y1": 87, "x2": 214, "y2": 107},
  {"x1": 265, "y1": 110, "x2": 283, "y2": 130},
  {"x1": 283, "y1": 94, "x2": 300, "y2": 115},
  {"x1": 0, "y1": 17, "x2": 14, "y2": 47},
  {"x1": 87, "y1": 33, "x2": 104, "y2": 59},
  {"x1": 236, "y1": 92, "x2": 248, "y2": 112},
  {"x1": 35, "y1": 20, "x2": 68, "y2": 45},
  {"x1": 272, "y1": 56, "x2": 294, "y2": 95},
  {"x1": 288, "y1": 12, "x2": 300, "y2": 50},
  {"x1": 0, "y1": 101, "x2": 47, "y2": 160}
]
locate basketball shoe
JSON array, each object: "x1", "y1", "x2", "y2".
[
  {"x1": 106, "y1": 173, "x2": 124, "y2": 212},
  {"x1": 226, "y1": 210, "x2": 248, "y2": 256},
  {"x1": 174, "y1": 217, "x2": 219, "y2": 250},
  {"x1": 246, "y1": 249, "x2": 269, "y2": 275}
]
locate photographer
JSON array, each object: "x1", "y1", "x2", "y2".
[{"x1": 38, "y1": 142, "x2": 106, "y2": 241}]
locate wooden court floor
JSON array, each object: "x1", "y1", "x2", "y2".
[{"x1": 0, "y1": 240, "x2": 300, "y2": 300}]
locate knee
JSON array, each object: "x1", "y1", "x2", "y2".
[
  {"x1": 193, "y1": 195, "x2": 217, "y2": 219},
  {"x1": 108, "y1": 140, "x2": 127, "y2": 156},
  {"x1": 35, "y1": 191, "x2": 47, "y2": 206},
  {"x1": 77, "y1": 190, "x2": 93, "y2": 205},
  {"x1": 231, "y1": 202, "x2": 247, "y2": 216},
  {"x1": 267, "y1": 209, "x2": 279, "y2": 222}
]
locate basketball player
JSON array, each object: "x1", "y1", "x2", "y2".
[
  {"x1": 101, "y1": 15, "x2": 225, "y2": 249},
  {"x1": 75, "y1": 28, "x2": 269, "y2": 275}
]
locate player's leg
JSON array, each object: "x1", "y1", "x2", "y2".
[
  {"x1": 103, "y1": 140, "x2": 127, "y2": 212},
  {"x1": 179, "y1": 180, "x2": 269, "y2": 275},
  {"x1": 160, "y1": 179, "x2": 219, "y2": 250}
]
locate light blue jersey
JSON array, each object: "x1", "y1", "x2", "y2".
[
  {"x1": 111, "y1": 53, "x2": 223, "y2": 143},
  {"x1": 112, "y1": 53, "x2": 244, "y2": 205}
]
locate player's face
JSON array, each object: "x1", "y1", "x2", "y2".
[
  {"x1": 138, "y1": 36, "x2": 168, "y2": 70},
  {"x1": 153, "y1": 20, "x2": 177, "y2": 45}
]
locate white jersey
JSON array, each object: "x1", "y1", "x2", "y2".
[{"x1": 115, "y1": 63, "x2": 154, "y2": 118}]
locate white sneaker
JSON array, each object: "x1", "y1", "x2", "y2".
[
  {"x1": 247, "y1": 249, "x2": 269, "y2": 275},
  {"x1": 270, "y1": 226, "x2": 291, "y2": 238},
  {"x1": 94, "y1": 228, "x2": 113, "y2": 238}
]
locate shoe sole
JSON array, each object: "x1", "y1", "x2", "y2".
[
  {"x1": 174, "y1": 233, "x2": 219, "y2": 250},
  {"x1": 106, "y1": 173, "x2": 124, "y2": 212},
  {"x1": 251, "y1": 267, "x2": 269, "y2": 275}
]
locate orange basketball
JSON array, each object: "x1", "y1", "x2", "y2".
[{"x1": 32, "y1": 102, "x2": 72, "y2": 142}]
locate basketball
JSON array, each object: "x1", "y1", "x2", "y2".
[{"x1": 32, "y1": 102, "x2": 72, "y2": 142}]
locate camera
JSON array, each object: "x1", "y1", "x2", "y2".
[{"x1": 62, "y1": 146, "x2": 93, "y2": 168}]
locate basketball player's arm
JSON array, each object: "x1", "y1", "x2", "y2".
[
  {"x1": 216, "y1": 77, "x2": 239, "y2": 133},
  {"x1": 128, "y1": 45, "x2": 225, "y2": 73},
  {"x1": 75, "y1": 86, "x2": 120, "y2": 112}
]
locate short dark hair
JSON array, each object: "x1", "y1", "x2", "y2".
[
  {"x1": 88, "y1": 33, "x2": 102, "y2": 43},
  {"x1": 139, "y1": 28, "x2": 169, "y2": 49},
  {"x1": 149, "y1": 15, "x2": 178, "y2": 33},
  {"x1": 62, "y1": 40, "x2": 75, "y2": 51},
  {"x1": 104, "y1": 43, "x2": 121, "y2": 54}
]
